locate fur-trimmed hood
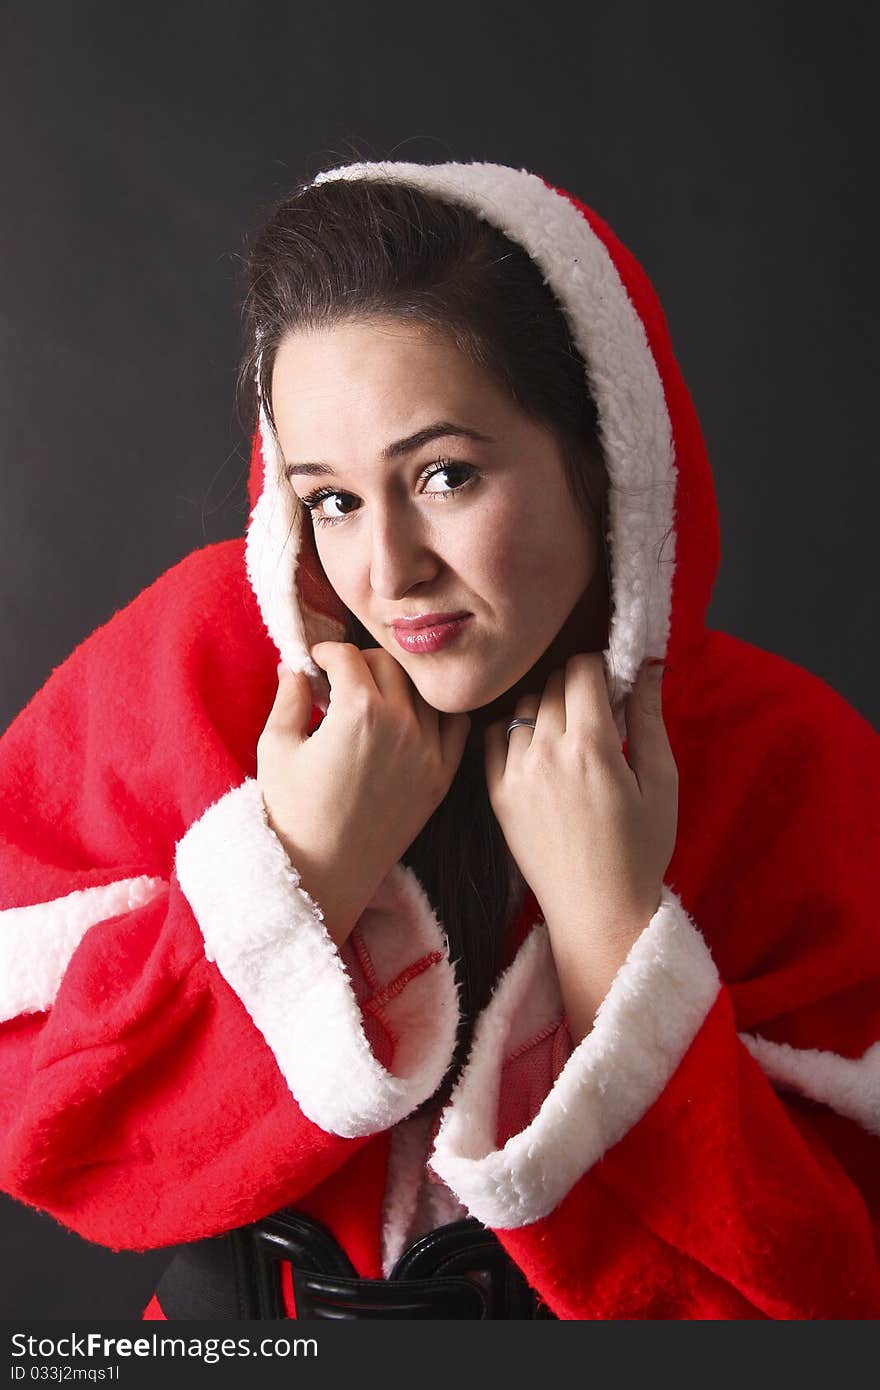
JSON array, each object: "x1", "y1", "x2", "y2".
[{"x1": 242, "y1": 160, "x2": 721, "y2": 728}]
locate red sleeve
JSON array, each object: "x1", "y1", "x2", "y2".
[
  {"x1": 0, "y1": 548, "x2": 457, "y2": 1252},
  {"x1": 430, "y1": 696, "x2": 880, "y2": 1320}
]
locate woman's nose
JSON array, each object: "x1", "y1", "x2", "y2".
[{"x1": 368, "y1": 507, "x2": 439, "y2": 598}]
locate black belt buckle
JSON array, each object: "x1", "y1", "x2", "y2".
[{"x1": 235, "y1": 1209, "x2": 553, "y2": 1320}]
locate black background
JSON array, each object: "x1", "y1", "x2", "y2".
[{"x1": 1, "y1": 0, "x2": 877, "y2": 1319}]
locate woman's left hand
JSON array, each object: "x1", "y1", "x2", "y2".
[{"x1": 484, "y1": 653, "x2": 678, "y2": 1041}]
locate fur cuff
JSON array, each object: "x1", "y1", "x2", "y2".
[
  {"x1": 0, "y1": 876, "x2": 167, "y2": 1022},
  {"x1": 739, "y1": 1033, "x2": 880, "y2": 1138},
  {"x1": 428, "y1": 885, "x2": 720, "y2": 1228},
  {"x1": 174, "y1": 778, "x2": 458, "y2": 1138}
]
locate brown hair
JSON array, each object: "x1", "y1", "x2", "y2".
[{"x1": 237, "y1": 170, "x2": 611, "y2": 1090}]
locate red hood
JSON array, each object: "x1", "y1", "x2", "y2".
[{"x1": 243, "y1": 161, "x2": 720, "y2": 727}]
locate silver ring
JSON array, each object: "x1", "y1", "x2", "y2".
[{"x1": 506, "y1": 717, "x2": 537, "y2": 741}]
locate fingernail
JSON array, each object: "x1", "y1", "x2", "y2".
[{"x1": 277, "y1": 661, "x2": 287, "y2": 678}]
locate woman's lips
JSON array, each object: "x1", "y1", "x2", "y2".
[{"x1": 391, "y1": 614, "x2": 472, "y2": 653}]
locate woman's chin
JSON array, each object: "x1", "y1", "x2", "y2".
[
  {"x1": 415, "y1": 674, "x2": 521, "y2": 721},
  {"x1": 422, "y1": 692, "x2": 484, "y2": 717}
]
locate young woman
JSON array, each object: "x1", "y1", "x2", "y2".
[{"x1": 0, "y1": 160, "x2": 877, "y2": 1321}]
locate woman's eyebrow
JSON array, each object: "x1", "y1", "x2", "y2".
[{"x1": 284, "y1": 421, "x2": 496, "y2": 478}]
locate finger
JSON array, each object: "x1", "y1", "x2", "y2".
[
  {"x1": 309, "y1": 641, "x2": 378, "y2": 703},
  {"x1": 624, "y1": 660, "x2": 675, "y2": 794},
  {"x1": 504, "y1": 692, "x2": 541, "y2": 761},
  {"x1": 266, "y1": 662, "x2": 313, "y2": 742},
  {"x1": 562, "y1": 651, "x2": 620, "y2": 748},
  {"x1": 359, "y1": 645, "x2": 442, "y2": 742},
  {"x1": 533, "y1": 667, "x2": 566, "y2": 741},
  {"x1": 360, "y1": 642, "x2": 427, "y2": 705}
]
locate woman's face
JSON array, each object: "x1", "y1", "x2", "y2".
[{"x1": 271, "y1": 319, "x2": 601, "y2": 715}]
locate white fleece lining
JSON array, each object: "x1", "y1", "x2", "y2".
[
  {"x1": 340, "y1": 866, "x2": 461, "y2": 1084},
  {"x1": 0, "y1": 875, "x2": 167, "y2": 1023},
  {"x1": 380, "y1": 1110, "x2": 469, "y2": 1276},
  {"x1": 246, "y1": 161, "x2": 677, "y2": 729},
  {"x1": 380, "y1": 1108, "x2": 438, "y2": 1277},
  {"x1": 428, "y1": 886, "x2": 720, "y2": 1229},
  {"x1": 739, "y1": 1033, "x2": 880, "y2": 1138},
  {"x1": 174, "y1": 777, "x2": 458, "y2": 1138}
]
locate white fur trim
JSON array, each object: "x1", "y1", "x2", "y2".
[
  {"x1": 380, "y1": 1108, "x2": 437, "y2": 1276},
  {"x1": 378, "y1": 1106, "x2": 469, "y2": 1278},
  {"x1": 244, "y1": 400, "x2": 333, "y2": 690},
  {"x1": 380, "y1": 1108, "x2": 468, "y2": 1276},
  {"x1": 428, "y1": 885, "x2": 719, "y2": 1228},
  {"x1": 248, "y1": 161, "x2": 676, "y2": 730},
  {"x1": 174, "y1": 778, "x2": 458, "y2": 1138},
  {"x1": 739, "y1": 1033, "x2": 880, "y2": 1138},
  {"x1": 0, "y1": 876, "x2": 167, "y2": 1023}
]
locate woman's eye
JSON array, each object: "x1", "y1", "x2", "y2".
[
  {"x1": 421, "y1": 460, "x2": 474, "y2": 495},
  {"x1": 301, "y1": 490, "x2": 360, "y2": 526},
  {"x1": 320, "y1": 493, "x2": 359, "y2": 521}
]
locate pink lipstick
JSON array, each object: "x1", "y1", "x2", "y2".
[{"x1": 390, "y1": 612, "x2": 471, "y2": 654}]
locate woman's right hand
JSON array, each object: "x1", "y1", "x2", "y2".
[{"x1": 256, "y1": 641, "x2": 471, "y2": 947}]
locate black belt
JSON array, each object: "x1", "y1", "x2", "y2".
[{"x1": 155, "y1": 1209, "x2": 554, "y2": 1319}]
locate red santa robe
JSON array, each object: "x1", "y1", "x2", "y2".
[{"x1": 0, "y1": 160, "x2": 878, "y2": 1321}]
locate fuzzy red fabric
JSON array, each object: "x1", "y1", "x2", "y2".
[{"x1": 0, "y1": 161, "x2": 877, "y2": 1321}]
